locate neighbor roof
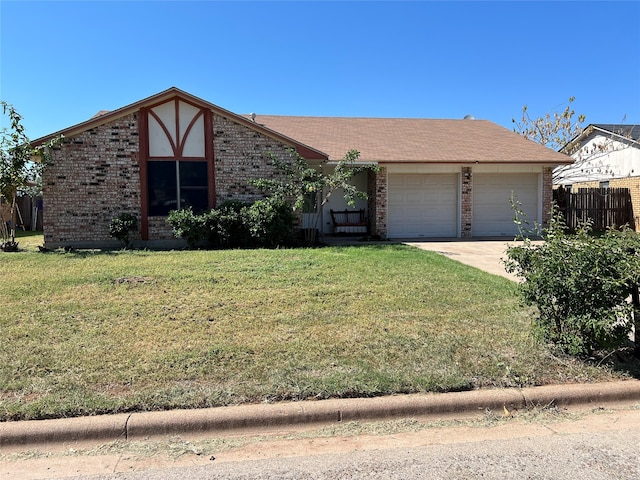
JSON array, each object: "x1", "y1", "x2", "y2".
[
  {"x1": 561, "y1": 123, "x2": 640, "y2": 154},
  {"x1": 592, "y1": 124, "x2": 640, "y2": 142},
  {"x1": 248, "y1": 114, "x2": 572, "y2": 164}
]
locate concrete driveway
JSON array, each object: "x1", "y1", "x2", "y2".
[{"x1": 404, "y1": 240, "x2": 530, "y2": 281}]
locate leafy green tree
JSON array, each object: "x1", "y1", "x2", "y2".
[
  {"x1": 1, "y1": 102, "x2": 56, "y2": 250},
  {"x1": 250, "y1": 149, "x2": 378, "y2": 244}
]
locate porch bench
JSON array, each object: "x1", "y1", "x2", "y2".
[{"x1": 330, "y1": 209, "x2": 368, "y2": 235}]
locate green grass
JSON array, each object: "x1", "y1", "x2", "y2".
[{"x1": 0, "y1": 234, "x2": 632, "y2": 421}]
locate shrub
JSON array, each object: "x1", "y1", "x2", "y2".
[
  {"x1": 108, "y1": 212, "x2": 137, "y2": 249},
  {"x1": 209, "y1": 200, "x2": 251, "y2": 248},
  {"x1": 168, "y1": 199, "x2": 296, "y2": 249},
  {"x1": 167, "y1": 208, "x2": 207, "y2": 249},
  {"x1": 244, "y1": 197, "x2": 294, "y2": 247},
  {"x1": 505, "y1": 208, "x2": 639, "y2": 356}
]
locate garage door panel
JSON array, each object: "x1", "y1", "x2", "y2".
[
  {"x1": 388, "y1": 174, "x2": 458, "y2": 238},
  {"x1": 473, "y1": 174, "x2": 538, "y2": 236}
]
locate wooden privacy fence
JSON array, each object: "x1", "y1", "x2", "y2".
[
  {"x1": 554, "y1": 187, "x2": 634, "y2": 232},
  {"x1": 0, "y1": 196, "x2": 43, "y2": 231}
]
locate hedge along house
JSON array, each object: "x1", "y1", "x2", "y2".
[{"x1": 33, "y1": 87, "x2": 572, "y2": 248}]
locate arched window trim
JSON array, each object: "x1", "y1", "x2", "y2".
[{"x1": 139, "y1": 96, "x2": 214, "y2": 240}]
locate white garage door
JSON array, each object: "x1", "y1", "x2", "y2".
[
  {"x1": 388, "y1": 174, "x2": 458, "y2": 238},
  {"x1": 473, "y1": 173, "x2": 539, "y2": 236}
]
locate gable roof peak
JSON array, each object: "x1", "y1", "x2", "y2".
[{"x1": 31, "y1": 87, "x2": 328, "y2": 160}]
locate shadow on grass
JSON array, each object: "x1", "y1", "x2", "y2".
[
  {"x1": 602, "y1": 343, "x2": 640, "y2": 380},
  {"x1": 14, "y1": 229, "x2": 43, "y2": 239}
]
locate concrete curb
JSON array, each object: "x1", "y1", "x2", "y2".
[{"x1": 2, "y1": 380, "x2": 640, "y2": 449}]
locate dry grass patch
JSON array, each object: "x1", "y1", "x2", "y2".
[{"x1": 0, "y1": 238, "x2": 633, "y2": 420}]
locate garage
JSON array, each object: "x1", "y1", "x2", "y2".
[
  {"x1": 473, "y1": 173, "x2": 539, "y2": 236},
  {"x1": 388, "y1": 174, "x2": 458, "y2": 238}
]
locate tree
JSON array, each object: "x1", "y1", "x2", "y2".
[
  {"x1": 0, "y1": 101, "x2": 56, "y2": 250},
  {"x1": 512, "y1": 98, "x2": 636, "y2": 185},
  {"x1": 505, "y1": 207, "x2": 639, "y2": 357},
  {"x1": 511, "y1": 96, "x2": 586, "y2": 153},
  {"x1": 250, "y1": 149, "x2": 378, "y2": 244}
]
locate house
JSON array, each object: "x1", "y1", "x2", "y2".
[
  {"x1": 554, "y1": 124, "x2": 640, "y2": 227},
  {"x1": 32, "y1": 87, "x2": 571, "y2": 248}
]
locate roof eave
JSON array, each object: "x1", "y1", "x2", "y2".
[
  {"x1": 32, "y1": 87, "x2": 329, "y2": 161},
  {"x1": 376, "y1": 159, "x2": 573, "y2": 165}
]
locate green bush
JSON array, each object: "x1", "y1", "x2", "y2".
[
  {"x1": 168, "y1": 199, "x2": 295, "y2": 249},
  {"x1": 244, "y1": 197, "x2": 294, "y2": 247},
  {"x1": 210, "y1": 200, "x2": 251, "y2": 248},
  {"x1": 167, "y1": 208, "x2": 206, "y2": 248},
  {"x1": 505, "y1": 208, "x2": 639, "y2": 356},
  {"x1": 108, "y1": 213, "x2": 137, "y2": 249}
]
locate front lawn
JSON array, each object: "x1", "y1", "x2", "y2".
[{"x1": 0, "y1": 238, "x2": 630, "y2": 421}]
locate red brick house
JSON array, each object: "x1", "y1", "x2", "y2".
[{"x1": 32, "y1": 87, "x2": 571, "y2": 248}]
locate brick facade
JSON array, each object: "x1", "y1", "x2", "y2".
[
  {"x1": 461, "y1": 167, "x2": 473, "y2": 238},
  {"x1": 43, "y1": 111, "x2": 299, "y2": 248},
  {"x1": 212, "y1": 114, "x2": 293, "y2": 204},
  {"x1": 44, "y1": 114, "x2": 141, "y2": 247},
  {"x1": 369, "y1": 167, "x2": 387, "y2": 238},
  {"x1": 41, "y1": 89, "x2": 561, "y2": 247}
]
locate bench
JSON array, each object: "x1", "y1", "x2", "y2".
[{"x1": 330, "y1": 209, "x2": 368, "y2": 235}]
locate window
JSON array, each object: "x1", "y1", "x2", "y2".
[
  {"x1": 141, "y1": 98, "x2": 212, "y2": 229},
  {"x1": 148, "y1": 161, "x2": 208, "y2": 216}
]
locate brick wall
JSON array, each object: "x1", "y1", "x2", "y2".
[
  {"x1": 370, "y1": 167, "x2": 387, "y2": 237},
  {"x1": 609, "y1": 177, "x2": 640, "y2": 229},
  {"x1": 571, "y1": 180, "x2": 601, "y2": 189},
  {"x1": 213, "y1": 114, "x2": 293, "y2": 204},
  {"x1": 461, "y1": 167, "x2": 472, "y2": 238},
  {"x1": 44, "y1": 114, "x2": 141, "y2": 247},
  {"x1": 43, "y1": 111, "x2": 303, "y2": 247}
]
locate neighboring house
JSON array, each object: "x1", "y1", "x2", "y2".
[
  {"x1": 555, "y1": 124, "x2": 640, "y2": 227},
  {"x1": 32, "y1": 87, "x2": 571, "y2": 248}
]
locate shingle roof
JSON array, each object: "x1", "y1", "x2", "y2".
[
  {"x1": 561, "y1": 124, "x2": 640, "y2": 154},
  {"x1": 246, "y1": 115, "x2": 572, "y2": 164},
  {"x1": 31, "y1": 86, "x2": 571, "y2": 166},
  {"x1": 592, "y1": 124, "x2": 640, "y2": 142},
  {"x1": 32, "y1": 87, "x2": 328, "y2": 161}
]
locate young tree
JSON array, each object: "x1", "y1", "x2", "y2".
[
  {"x1": 511, "y1": 97, "x2": 586, "y2": 153},
  {"x1": 250, "y1": 149, "x2": 378, "y2": 244},
  {"x1": 0, "y1": 101, "x2": 55, "y2": 250}
]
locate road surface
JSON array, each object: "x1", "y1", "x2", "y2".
[{"x1": 2, "y1": 403, "x2": 639, "y2": 479}]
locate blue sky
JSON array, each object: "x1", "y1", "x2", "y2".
[{"x1": 1, "y1": 1, "x2": 639, "y2": 141}]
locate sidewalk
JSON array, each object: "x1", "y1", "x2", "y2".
[{"x1": 2, "y1": 380, "x2": 640, "y2": 451}]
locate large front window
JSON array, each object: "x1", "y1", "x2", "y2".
[
  {"x1": 148, "y1": 160, "x2": 208, "y2": 216},
  {"x1": 140, "y1": 97, "x2": 213, "y2": 241}
]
